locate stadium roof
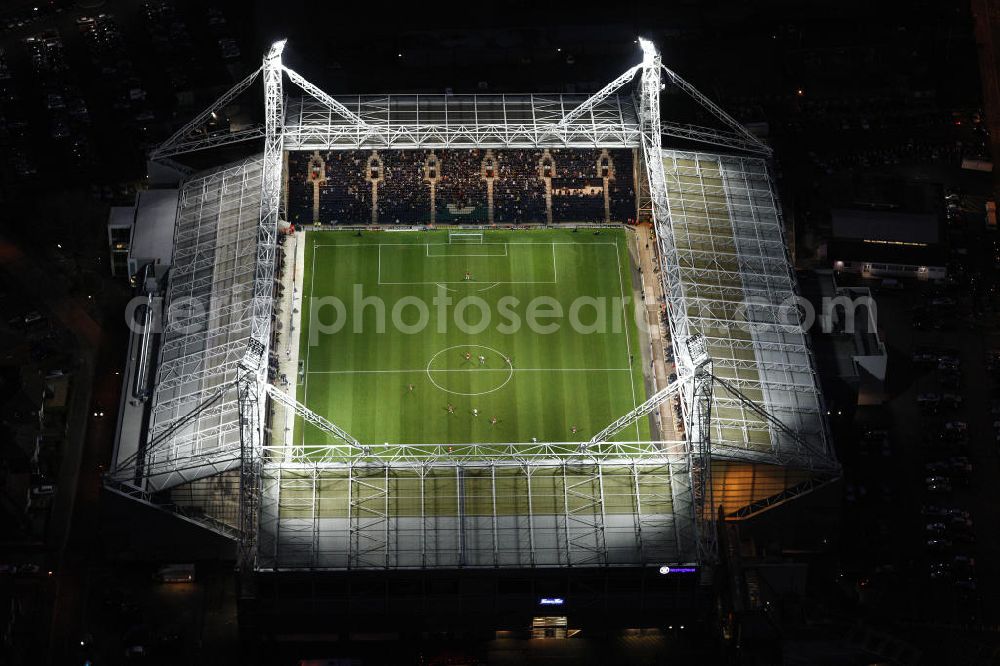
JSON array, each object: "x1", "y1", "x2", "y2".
[
  {"x1": 283, "y1": 93, "x2": 641, "y2": 150},
  {"x1": 659, "y1": 149, "x2": 833, "y2": 470},
  {"x1": 129, "y1": 188, "x2": 178, "y2": 270},
  {"x1": 134, "y1": 156, "x2": 264, "y2": 492}
]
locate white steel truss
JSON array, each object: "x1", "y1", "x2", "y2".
[
  {"x1": 154, "y1": 126, "x2": 266, "y2": 161},
  {"x1": 266, "y1": 440, "x2": 685, "y2": 466},
  {"x1": 256, "y1": 457, "x2": 698, "y2": 570},
  {"x1": 138, "y1": 156, "x2": 263, "y2": 493},
  {"x1": 281, "y1": 65, "x2": 372, "y2": 132},
  {"x1": 264, "y1": 383, "x2": 359, "y2": 448},
  {"x1": 146, "y1": 41, "x2": 772, "y2": 161},
  {"x1": 282, "y1": 93, "x2": 641, "y2": 150},
  {"x1": 252, "y1": 41, "x2": 284, "y2": 349},
  {"x1": 554, "y1": 64, "x2": 642, "y2": 129},
  {"x1": 238, "y1": 341, "x2": 266, "y2": 578},
  {"x1": 660, "y1": 64, "x2": 772, "y2": 157},
  {"x1": 150, "y1": 67, "x2": 262, "y2": 160},
  {"x1": 590, "y1": 371, "x2": 694, "y2": 444}
]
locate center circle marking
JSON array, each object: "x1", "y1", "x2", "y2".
[{"x1": 425, "y1": 344, "x2": 514, "y2": 396}]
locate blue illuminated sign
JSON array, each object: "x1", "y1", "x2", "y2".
[{"x1": 539, "y1": 597, "x2": 564, "y2": 605}]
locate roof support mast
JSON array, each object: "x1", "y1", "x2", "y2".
[
  {"x1": 238, "y1": 40, "x2": 286, "y2": 588},
  {"x1": 636, "y1": 40, "x2": 719, "y2": 563},
  {"x1": 254, "y1": 39, "x2": 285, "y2": 349}
]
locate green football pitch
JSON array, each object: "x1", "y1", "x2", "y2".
[{"x1": 293, "y1": 228, "x2": 651, "y2": 451}]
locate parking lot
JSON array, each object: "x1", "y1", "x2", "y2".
[{"x1": 838, "y1": 279, "x2": 1000, "y2": 633}]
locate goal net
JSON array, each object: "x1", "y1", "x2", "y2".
[{"x1": 449, "y1": 230, "x2": 483, "y2": 244}]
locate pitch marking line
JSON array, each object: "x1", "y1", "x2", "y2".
[
  {"x1": 379, "y1": 279, "x2": 554, "y2": 285},
  {"x1": 306, "y1": 368, "x2": 633, "y2": 374},
  {"x1": 448, "y1": 232, "x2": 484, "y2": 244},
  {"x1": 426, "y1": 243, "x2": 509, "y2": 258},
  {"x1": 425, "y1": 344, "x2": 514, "y2": 396},
  {"x1": 312, "y1": 241, "x2": 619, "y2": 247},
  {"x1": 302, "y1": 235, "x2": 318, "y2": 450},
  {"x1": 613, "y1": 238, "x2": 641, "y2": 441},
  {"x1": 374, "y1": 241, "x2": 564, "y2": 286},
  {"x1": 305, "y1": 235, "x2": 640, "y2": 432}
]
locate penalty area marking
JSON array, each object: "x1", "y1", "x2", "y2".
[
  {"x1": 432, "y1": 281, "x2": 502, "y2": 293},
  {"x1": 309, "y1": 241, "x2": 618, "y2": 287},
  {"x1": 426, "y1": 243, "x2": 509, "y2": 257}
]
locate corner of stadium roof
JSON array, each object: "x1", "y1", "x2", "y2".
[
  {"x1": 105, "y1": 38, "x2": 838, "y2": 566},
  {"x1": 657, "y1": 147, "x2": 841, "y2": 521}
]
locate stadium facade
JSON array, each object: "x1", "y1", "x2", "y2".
[{"x1": 107, "y1": 39, "x2": 839, "y2": 628}]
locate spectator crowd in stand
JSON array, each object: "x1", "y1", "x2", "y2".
[
  {"x1": 492, "y1": 149, "x2": 547, "y2": 223},
  {"x1": 287, "y1": 148, "x2": 636, "y2": 225},
  {"x1": 435, "y1": 149, "x2": 488, "y2": 222},
  {"x1": 376, "y1": 151, "x2": 429, "y2": 224}
]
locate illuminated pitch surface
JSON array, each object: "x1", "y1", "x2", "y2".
[{"x1": 294, "y1": 228, "x2": 650, "y2": 449}]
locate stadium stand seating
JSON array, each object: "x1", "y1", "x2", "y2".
[
  {"x1": 435, "y1": 149, "x2": 488, "y2": 223},
  {"x1": 378, "y1": 150, "x2": 430, "y2": 224},
  {"x1": 286, "y1": 148, "x2": 636, "y2": 225},
  {"x1": 493, "y1": 149, "x2": 547, "y2": 223}
]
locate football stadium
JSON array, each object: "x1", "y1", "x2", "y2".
[{"x1": 107, "y1": 38, "x2": 839, "y2": 631}]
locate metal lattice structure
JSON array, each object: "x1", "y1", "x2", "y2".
[
  {"x1": 282, "y1": 93, "x2": 641, "y2": 150},
  {"x1": 116, "y1": 157, "x2": 264, "y2": 492},
  {"x1": 107, "y1": 39, "x2": 838, "y2": 578}
]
